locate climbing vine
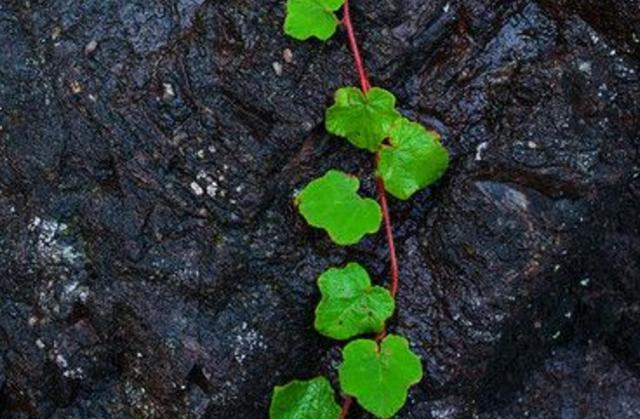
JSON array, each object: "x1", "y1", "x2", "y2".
[{"x1": 271, "y1": 1, "x2": 449, "y2": 418}]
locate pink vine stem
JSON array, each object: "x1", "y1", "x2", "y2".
[{"x1": 340, "y1": 1, "x2": 400, "y2": 417}]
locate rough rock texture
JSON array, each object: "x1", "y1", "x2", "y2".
[{"x1": 0, "y1": 0, "x2": 639, "y2": 418}]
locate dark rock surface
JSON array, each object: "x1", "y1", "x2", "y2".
[{"x1": 0, "y1": 0, "x2": 639, "y2": 418}]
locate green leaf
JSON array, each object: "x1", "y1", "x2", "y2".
[
  {"x1": 377, "y1": 119, "x2": 449, "y2": 200},
  {"x1": 284, "y1": 0, "x2": 345, "y2": 41},
  {"x1": 326, "y1": 87, "x2": 402, "y2": 152},
  {"x1": 296, "y1": 170, "x2": 382, "y2": 245},
  {"x1": 270, "y1": 376, "x2": 341, "y2": 419},
  {"x1": 338, "y1": 335, "x2": 423, "y2": 418},
  {"x1": 315, "y1": 262, "x2": 395, "y2": 340}
]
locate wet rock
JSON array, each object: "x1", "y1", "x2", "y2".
[
  {"x1": 0, "y1": 0, "x2": 638, "y2": 418},
  {"x1": 481, "y1": 344, "x2": 640, "y2": 418},
  {"x1": 0, "y1": 338, "x2": 5, "y2": 394}
]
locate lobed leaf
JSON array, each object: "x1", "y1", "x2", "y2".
[
  {"x1": 338, "y1": 335, "x2": 423, "y2": 418},
  {"x1": 315, "y1": 262, "x2": 395, "y2": 340},
  {"x1": 377, "y1": 119, "x2": 449, "y2": 200},
  {"x1": 296, "y1": 170, "x2": 382, "y2": 245},
  {"x1": 326, "y1": 87, "x2": 402, "y2": 152},
  {"x1": 270, "y1": 376, "x2": 341, "y2": 419},
  {"x1": 284, "y1": 0, "x2": 345, "y2": 41}
]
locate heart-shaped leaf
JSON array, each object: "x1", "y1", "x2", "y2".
[
  {"x1": 270, "y1": 376, "x2": 341, "y2": 419},
  {"x1": 296, "y1": 170, "x2": 382, "y2": 245},
  {"x1": 315, "y1": 262, "x2": 395, "y2": 340},
  {"x1": 284, "y1": 0, "x2": 345, "y2": 41},
  {"x1": 339, "y1": 335, "x2": 423, "y2": 418},
  {"x1": 326, "y1": 87, "x2": 402, "y2": 152},
  {"x1": 377, "y1": 118, "x2": 449, "y2": 200}
]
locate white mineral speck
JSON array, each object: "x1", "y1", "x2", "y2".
[
  {"x1": 233, "y1": 327, "x2": 267, "y2": 365},
  {"x1": 70, "y1": 81, "x2": 83, "y2": 94},
  {"x1": 475, "y1": 141, "x2": 488, "y2": 161},
  {"x1": 84, "y1": 40, "x2": 98, "y2": 55},
  {"x1": 272, "y1": 62, "x2": 283, "y2": 76},
  {"x1": 190, "y1": 182, "x2": 204, "y2": 196},
  {"x1": 578, "y1": 61, "x2": 592, "y2": 75},
  {"x1": 51, "y1": 27, "x2": 62, "y2": 40},
  {"x1": 206, "y1": 184, "x2": 218, "y2": 198},
  {"x1": 162, "y1": 83, "x2": 175, "y2": 101},
  {"x1": 78, "y1": 288, "x2": 89, "y2": 303},
  {"x1": 283, "y1": 48, "x2": 293, "y2": 63},
  {"x1": 56, "y1": 354, "x2": 69, "y2": 368},
  {"x1": 64, "y1": 281, "x2": 79, "y2": 295}
]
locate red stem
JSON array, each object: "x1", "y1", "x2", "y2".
[
  {"x1": 339, "y1": 396, "x2": 353, "y2": 419},
  {"x1": 340, "y1": 2, "x2": 400, "y2": 417},
  {"x1": 342, "y1": 0, "x2": 371, "y2": 92},
  {"x1": 375, "y1": 164, "x2": 400, "y2": 300}
]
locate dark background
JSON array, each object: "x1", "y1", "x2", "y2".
[{"x1": 1, "y1": 0, "x2": 639, "y2": 417}]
